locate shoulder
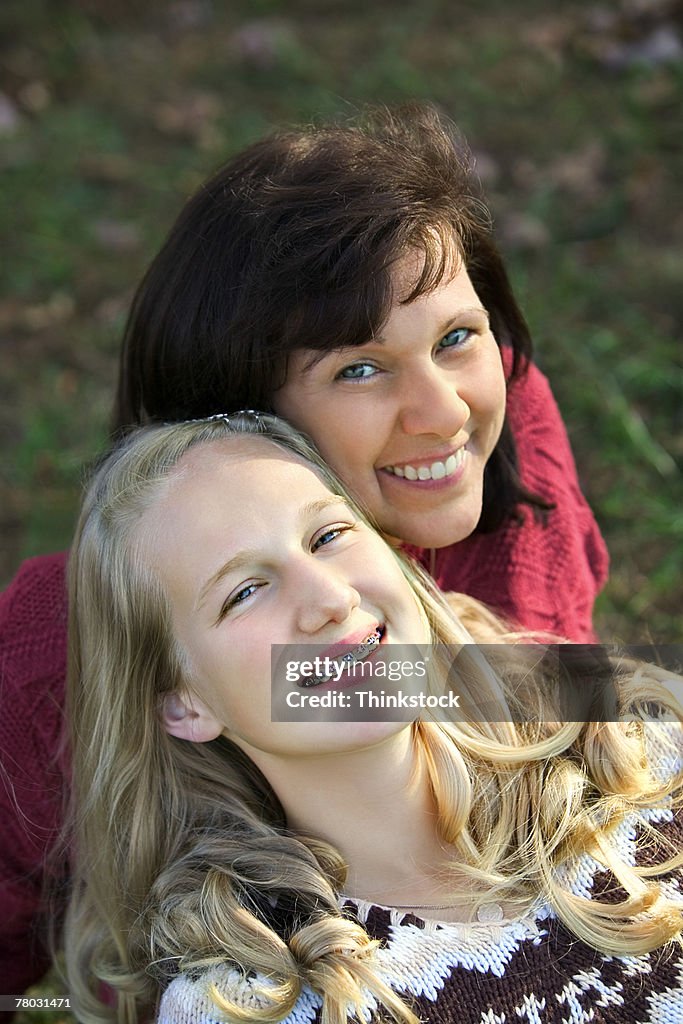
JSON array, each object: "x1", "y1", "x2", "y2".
[
  {"x1": 347, "y1": 890, "x2": 683, "y2": 1022},
  {"x1": 502, "y1": 351, "x2": 562, "y2": 428},
  {"x1": 0, "y1": 553, "x2": 69, "y2": 854},
  {"x1": 1, "y1": 549, "x2": 69, "y2": 608},
  {"x1": 0, "y1": 550, "x2": 68, "y2": 749},
  {"x1": 505, "y1": 357, "x2": 585, "y2": 491},
  {"x1": 1, "y1": 551, "x2": 69, "y2": 656},
  {"x1": 504, "y1": 360, "x2": 605, "y2": 567},
  {"x1": 558, "y1": 797, "x2": 683, "y2": 901},
  {"x1": 158, "y1": 966, "x2": 322, "y2": 1024},
  {"x1": 644, "y1": 714, "x2": 683, "y2": 788},
  {"x1": 0, "y1": 550, "x2": 68, "y2": 694},
  {"x1": 0, "y1": 554, "x2": 70, "y2": 992}
]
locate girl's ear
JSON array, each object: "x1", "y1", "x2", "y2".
[{"x1": 161, "y1": 691, "x2": 224, "y2": 742}]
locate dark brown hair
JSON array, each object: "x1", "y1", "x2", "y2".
[{"x1": 115, "y1": 103, "x2": 549, "y2": 531}]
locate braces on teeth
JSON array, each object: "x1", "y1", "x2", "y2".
[{"x1": 297, "y1": 629, "x2": 382, "y2": 688}]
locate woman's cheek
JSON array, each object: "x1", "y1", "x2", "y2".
[{"x1": 481, "y1": 343, "x2": 507, "y2": 437}]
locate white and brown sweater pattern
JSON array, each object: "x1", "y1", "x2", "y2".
[{"x1": 158, "y1": 803, "x2": 683, "y2": 1024}]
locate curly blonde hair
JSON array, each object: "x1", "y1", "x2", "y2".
[{"x1": 64, "y1": 414, "x2": 683, "y2": 1024}]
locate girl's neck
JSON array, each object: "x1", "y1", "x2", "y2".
[{"x1": 241, "y1": 726, "x2": 460, "y2": 908}]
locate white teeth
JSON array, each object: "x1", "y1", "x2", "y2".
[{"x1": 385, "y1": 449, "x2": 465, "y2": 481}]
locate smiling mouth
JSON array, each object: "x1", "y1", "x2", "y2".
[
  {"x1": 383, "y1": 447, "x2": 466, "y2": 481},
  {"x1": 297, "y1": 626, "x2": 385, "y2": 688}
]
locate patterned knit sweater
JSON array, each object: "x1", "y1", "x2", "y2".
[{"x1": 158, "y1": 803, "x2": 683, "y2": 1024}]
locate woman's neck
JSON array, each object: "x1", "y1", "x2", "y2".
[{"x1": 241, "y1": 726, "x2": 460, "y2": 907}]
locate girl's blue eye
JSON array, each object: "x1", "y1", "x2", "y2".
[
  {"x1": 312, "y1": 527, "x2": 342, "y2": 550},
  {"x1": 337, "y1": 363, "x2": 377, "y2": 380},
  {"x1": 438, "y1": 327, "x2": 471, "y2": 350},
  {"x1": 312, "y1": 524, "x2": 353, "y2": 551},
  {"x1": 217, "y1": 583, "x2": 262, "y2": 623},
  {"x1": 228, "y1": 583, "x2": 259, "y2": 608}
]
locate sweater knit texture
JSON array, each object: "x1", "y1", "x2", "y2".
[
  {"x1": 0, "y1": 361, "x2": 608, "y2": 994},
  {"x1": 157, "y1": 799, "x2": 683, "y2": 1024}
]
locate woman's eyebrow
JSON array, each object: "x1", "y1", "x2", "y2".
[
  {"x1": 375, "y1": 306, "x2": 490, "y2": 344},
  {"x1": 300, "y1": 306, "x2": 491, "y2": 364},
  {"x1": 196, "y1": 495, "x2": 350, "y2": 609}
]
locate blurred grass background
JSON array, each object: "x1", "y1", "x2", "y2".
[{"x1": 1, "y1": 0, "x2": 682, "y2": 1013}]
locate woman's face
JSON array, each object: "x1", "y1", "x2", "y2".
[
  {"x1": 274, "y1": 256, "x2": 506, "y2": 548},
  {"x1": 143, "y1": 437, "x2": 429, "y2": 762}
]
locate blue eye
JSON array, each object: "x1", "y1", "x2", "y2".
[
  {"x1": 438, "y1": 327, "x2": 471, "y2": 350},
  {"x1": 312, "y1": 524, "x2": 354, "y2": 551},
  {"x1": 216, "y1": 582, "x2": 263, "y2": 624},
  {"x1": 227, "y1": 583, "x2": 261, "y2": 610},
  {"x1": 337, "y1": 363, "x2": 378, "y2": 380}
]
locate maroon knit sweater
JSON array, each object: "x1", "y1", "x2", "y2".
[{"x1": 0, "y1": 362, "x2": 608, "y2": 995}]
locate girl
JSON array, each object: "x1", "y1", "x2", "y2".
[{"x1": 66, "y1": 413, "x2": 682, "y2": 1024}]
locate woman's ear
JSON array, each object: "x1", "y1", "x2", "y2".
[{"x1": 161, "y1": 691, "x2": 224, "y2": 742}]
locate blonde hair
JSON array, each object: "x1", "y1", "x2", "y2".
[{"x1": 65, "y1": 414, "x2": 683, "y2": 1024}]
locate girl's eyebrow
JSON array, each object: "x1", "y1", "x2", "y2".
[
  {"x1": 195, "y1": 495, "x2": 351, "y2": 609},
  {"x1": 196, "y1": 549, "x2": 262, "y2": 610},
  {"x1": 300, "y1": 495, "x2": 351, "y2": 518}
]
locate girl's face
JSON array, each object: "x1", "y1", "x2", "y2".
[
  {"x1": 274, "y1": 256, "x2": 506, "y2": 549},
  {"x1": 143, "y1": 437, "x2": 429, "y2": 762}
]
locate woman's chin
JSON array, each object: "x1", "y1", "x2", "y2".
[{"x1": 386, "y1": 507, "x2": 483, "y2": 550}]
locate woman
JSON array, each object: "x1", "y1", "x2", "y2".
[
  {"x1": 66, "y1": 413, "x2": 682, "y2": 1024},
  {"x1": 115, "y1": 103, "x2": 607, "y2": 639},
  {"x1": 1, "y1": 105, "x2": 607, "y2": 992}
]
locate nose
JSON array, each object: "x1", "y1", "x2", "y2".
[
  {"x1": 293, "y1": 557, "x2": 361, "y2": 636},
  {"x1": 398, "y1": 364, "x2": 470, "y2": 438}
]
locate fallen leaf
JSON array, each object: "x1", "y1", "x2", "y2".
[
  {"x1": 93, "y1": 219, "x2": 141, "y2": 252},
  {"x1": 17, "y1": 80, "x2": 51, "y2": 113},
  {"x1": 229, "y1": 18, "x2": 296, "y2": 69},
  {"x1": 79, "y1": 153, "x2": 135, "y2": 183},
  {"x1": 0, "y1": 92, "x2": 22, "y2": 135},
  {"x1": 21, "y1": 293, "x2": 76, "y2": 330},
  {"x1": 602, "y1": 24, "x2": 683, "y2": 69},
  {"x1": 166, "y1": 0, "x2": 213, "y2": 32},
  {"x1": 499, "y1": 212, "x2": 550, "y2": 250},
  {"x1": 472, "y1": 150, "x2": 500, "y2": 187},
  {"x1": 153, "y1": 91, "x2": 220, "y2": 142},
  {"x1": 546, "y1": 141, "x2": 607, "y2": 199}
]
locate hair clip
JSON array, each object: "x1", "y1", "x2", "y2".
[
  {"x1": 233, "y1": 409, "x2": 266, "y2": 422},
  {"x1": 179, "y1": 409, "x2": 267, "y2": 428}
]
